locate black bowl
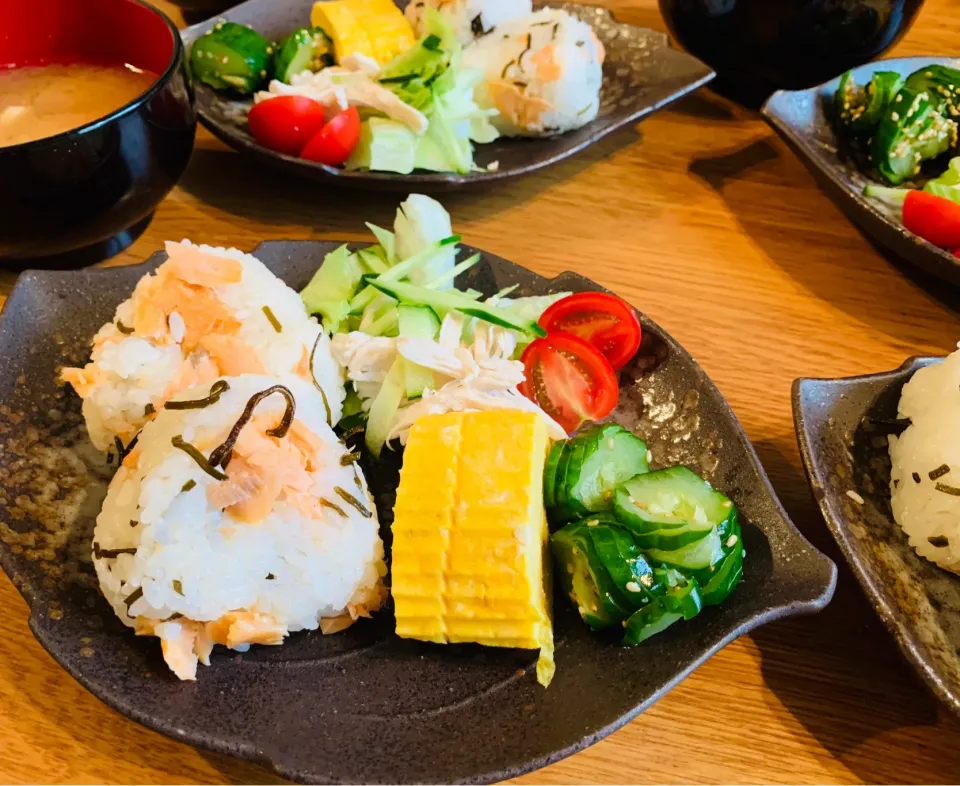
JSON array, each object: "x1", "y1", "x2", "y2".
[
  {"x1": 659, "y1": 0, "x2": 925, "y2": 107},
  {"x1": 0, "y1": 0, "x2": 197, "y2": 268}
]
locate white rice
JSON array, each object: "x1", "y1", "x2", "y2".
[
  {"x1": 93, "y1": 374, "x2": 386, "y2": 679},
  {"x1": 462, "y1": 8, "x2": 604, "y2": 137},
  {"x1": 404, "y1": 0, "x2": 533, "y2": 45},
  {"x1": 889, "y1": 349, "x2": 960, "y2": 573},
  {"x1": 65, "y1": 242, "x2": 344, "y2": 450}
]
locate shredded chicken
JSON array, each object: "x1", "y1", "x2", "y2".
[
  {"x1": 255, "y1": 68, "x2": 429, "y2": 134},
  {"x1": 330, "y1": 313, "x2": 566, "y2": 443}
]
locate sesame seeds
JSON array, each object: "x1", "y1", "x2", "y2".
[
  {"x1": 891, "y1": 111, "x2": 900, "y2": 121},
  {"x1": 726, "y1": 534, "x2": 740, "y2": 547},
  {"x1": 625, "y1": 581, "x2": 642, "y2": 593},
  {"x1": 639, "y1": 573, "x2": 654, "y2": 588},
  {"x1": 845, "y1": 490, "x2": 865, "y2": 505}
]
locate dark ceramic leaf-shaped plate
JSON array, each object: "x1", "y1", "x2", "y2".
[
  {"x1": 762, "y1": 57, "x2": 960, "y2": 286},
  {"x1": 794, "y1": 358, "x2": 960, "y2": 716},
  {"x1": 0, "y1": 244, "x2": 834, "y2": 783},
  {"x1": 180, "y1": 0, "x2": 714, "y2": 191}
]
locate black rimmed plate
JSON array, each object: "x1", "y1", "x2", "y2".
[
  {"x1": 794, "y1": 357, "x2": 960, "y2": 717},
  {"x1": 762, "y1": 57, "x2": 960, "y2": 286},
  {"x1": 0, "y1": 244, "x2": 834, "y2": 784},
  {"x1": 180, "y1": 0, "x2": 714, "y2": 191}
]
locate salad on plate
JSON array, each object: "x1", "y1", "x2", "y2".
[{"x1": 189, "y1": 0, "x2": 606, "y2": 175}]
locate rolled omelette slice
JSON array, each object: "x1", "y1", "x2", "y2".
[
  {"x1": 391, "y1": 409, "x2": 555, "y2": 687},
  {"x1": 311, "y1": 0, "x2": 416, "y2": 64}
]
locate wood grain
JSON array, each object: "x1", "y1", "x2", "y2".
[{"x1": 2, "y1": 1, "x2": 960, "y2": 783}]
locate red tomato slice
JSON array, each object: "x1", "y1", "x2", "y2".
[
  {"x1": 519, "y1": 333, "x2": 619, "y2": 434},
  {"x1": 903, "y1": 190, "x2": 960, "y2": 248},
  {"x1": 247, "y1": 96, "x2": 327, "y2": 157},
  {"x1": 538, "y1": 292, "x2": 642, "y2": 371},
  {"x1": 301, "y1": 106, "x2": 361, "y2": 166}
]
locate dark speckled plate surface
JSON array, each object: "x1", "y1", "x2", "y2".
[
  {"x1": 794, "y1": 358, "x2": 960, "y2": 716},
  {"x1": 762, "y1": 57, "x2": 960, "y2": 286},
  {"x1": 180, "y1": 0, "x2": 714, "y2": 191},
  {"x1": 0, "y1": 244, "x2": 834, "y2": 784}
]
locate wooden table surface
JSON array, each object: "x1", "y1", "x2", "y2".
[{"x1": 3, "y1": 1, "x2": 960, "y2": 783}]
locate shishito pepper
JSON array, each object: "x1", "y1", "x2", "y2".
[
  {"x1": 274, "y1": 27, "x2": 335, "y2": 83},
  {"x1": 551, "y1": 518, "x2": 643, "y2": 630},
  {"x1": 622, "y1": 570, "x2": 703, "y2": 646},
  {"x1": 835, "y1": 70, "x2": 903, "y2": 139},
  {"x1": 548, "y1": 428, "x2": 745, "y2": 646},
  {"x1": 190, "y1": 20, "x2": 274, "y2": 96},
  {"x1": 870, "y1": 65, "x2": 960, "y2": 185}
]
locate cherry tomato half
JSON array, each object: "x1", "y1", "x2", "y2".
[
  {"x1": 301, "y1": 106, "x2": 361, "y2": 166},
  {"x1": 247, "y1": 96, "x2": 327, "y2": 157},
  {"x1": 538, "y1": 292, "x2": 642, "y2": 371},
  {"x1": 902, "y1": 189, "x2": 960, "y2": 249},
  {"x1": 519, "y1": 333, "x2": 619, "y2": 434}
]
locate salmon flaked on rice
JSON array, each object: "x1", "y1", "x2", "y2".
[
  {"x1": 93, "y1": 374, "x2": 387, "y2": 681},
  {"x1": 60, "y1": 241, "x2": 344, "y2": 452},
  {"x1": 462, "y1": 8, "x2": 605, "y2": 137}
]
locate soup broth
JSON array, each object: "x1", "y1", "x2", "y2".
[{"x1": 0, "y1": 62, "x2": 157, "y2": 148}]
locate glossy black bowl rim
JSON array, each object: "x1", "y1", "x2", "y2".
[
  {"x1": 760, "y1": 56, "x2": 960, "y2": 275},
  {"x1": 791, "y1": 357, "x2": 960, "y2": 716},
  {"x1": 1, "y1": 0, "x2": 186, "y2": 155}
]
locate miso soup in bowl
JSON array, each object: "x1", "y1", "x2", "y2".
[
  {"x1": 0, "y1": 0, "x2": 197, "y2": 267},
  {"x1": 0, "y1": 63, "x2": 158, "y2": 149}
]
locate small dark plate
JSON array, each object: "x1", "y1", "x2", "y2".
[
  {"x1": 0, "y1": 245, "x2": 834, "y2": 783},
  {"x1": 794, "y1": 357, "x2": 960, "y2": 717},
  {"x1": 762, "y1": 57, "x2": 960, "y2": 286},
  {"x1": 180, "y1": 0, "x2": 714, "y2": 191}
]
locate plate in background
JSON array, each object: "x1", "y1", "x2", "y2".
[
  {"x1": 794, "y1": 357, "x2": 960, "y2": 717},
  {"x1": 763, "y1": 57, "x2": 960, "y2": 286},
  {"x1": 180, "y1": 0, "x2": 714, "y2": 191},
  {"x1": 0, "y1": 244, "x2": 834, "y2": 783}
]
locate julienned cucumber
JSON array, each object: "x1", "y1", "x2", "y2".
[
  {"x1": 366, "y1": 278, "x2": 546, "y2": 337},
  {"x1": 613, "y1": 466, "x2": 735, "y2": 532},
  {"x1": 349, "y1": 237, "x2": 459, "y2": 315},
  {"x1": 398, "y1": 304, "x2": 441, "y2": 399},
  {"x1": 548, "y1": 424, "x2": 649, "y2": 523}
]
